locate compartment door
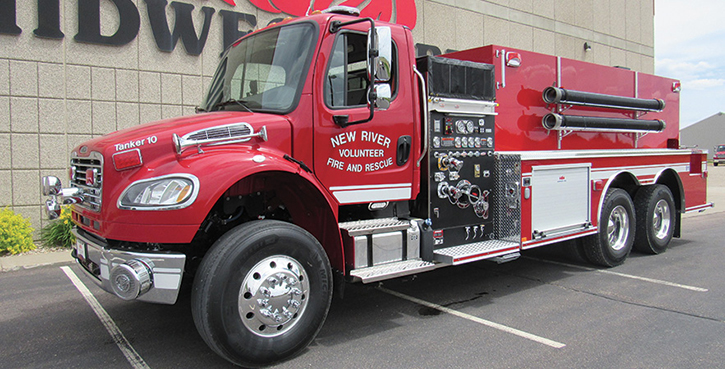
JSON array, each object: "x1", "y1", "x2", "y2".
[{"x1": 531, "y1": 164, "x2": 591, "y2": 238}]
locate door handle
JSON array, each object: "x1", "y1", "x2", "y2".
[{"x1": 397, "y1": 135, "x2": 412, "y2": 166}]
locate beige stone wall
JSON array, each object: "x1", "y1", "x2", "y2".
[
  {"x1": 0, "y1": 0, "x2": 654, "y2": 238},
  {"x1": 414, "y1": 0, "x2": 654, "y2": 72}
]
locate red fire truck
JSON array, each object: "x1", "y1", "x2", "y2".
[{"x1": 42, "y1": 6, "x2": 712, "y2": 367}]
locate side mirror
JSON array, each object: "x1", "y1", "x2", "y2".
[
  {"x1": 375, "y1": 84, "x2": 391, "y2": 110},
  {"x1": 374, "y1": 27, "x2": 392, "y2": 82},
  {"x1": 42, "y1": 176, "x2": 62, "y2": 196}
]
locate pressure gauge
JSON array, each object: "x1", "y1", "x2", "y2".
[
  {"x1": 466, "y1": 120, "x2": 475, "y2": 134},
  {"x1": 433, "y1": 136, "x2": 441, "y2": 148},
  {"x1": 456, "y1": 120, "x2": 467, "y2": 134},
  {"x1": 487, "y1": 137, "x2": 493, "y2": 147},
  {"x1": 468, "y1": 137, "x2": 475, "y2": 147},
  {"x1": 475, "y1": 137, "x2": 481, "y2": 148},
  {"x1": 454, "y1": 137, "x2": 462, "y2": 148}
]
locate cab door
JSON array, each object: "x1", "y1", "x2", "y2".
[{"x1": 313, "y1": 21, "x2": 418, "y2": 206}]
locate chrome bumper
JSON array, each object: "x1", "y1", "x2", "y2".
[{"x1": 73, "y1": 228, "x2": 186, "y2": 305}]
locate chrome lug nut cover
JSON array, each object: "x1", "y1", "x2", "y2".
[{"x1": 238, "y1": 255, "x2": 310, "y2": 337}]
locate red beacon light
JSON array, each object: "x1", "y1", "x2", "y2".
[
  {"x1": 672, "y1": 81, "x2": 681, "y2": 93},
  {"x1": 113, "y1": 149, "x2": 143, "y2": 171},
  {"x1": 506, "y1": 52, "x2": 522, "y2": 68}
]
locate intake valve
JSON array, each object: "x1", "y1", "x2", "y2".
[{"x1": 439, "y1": 155, "x2": 463, "y2": 171}]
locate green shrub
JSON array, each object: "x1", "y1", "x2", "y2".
[
  {"x1": 41, "y1": 205, "x2": 75, "y2": 249},
  {"x1": 0, "y1": 208, "x2": 36, "y2": 255}
]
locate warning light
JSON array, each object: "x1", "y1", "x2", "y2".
[
  {"x1": 506, "y1": 52, "x2": 522, "y2": 68},
  {"x1": 113, "y1": 149, "x2": 143, "y2": 171}
]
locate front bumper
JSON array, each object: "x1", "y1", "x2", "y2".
[{"x1": 73, "y1": 228, "x2": 186, "y2": 305}]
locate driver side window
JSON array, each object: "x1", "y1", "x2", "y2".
[
  {"x1": 325, "y1": 33, "x2": 370, "y2": 107},
  {"x1": 325, "y1": 32, "x2": 397, "y2": 108}
]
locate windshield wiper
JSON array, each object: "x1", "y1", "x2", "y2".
[{"x1": 211, "y1": 99, "x2": 253, "y2": 113}]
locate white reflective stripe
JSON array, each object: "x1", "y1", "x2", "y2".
[
  {"x1": 333, "y1": 186, "x2": 412, "y2": 204},
  {"x1": 523, "y1": 164, "x2": 690, "y2": 180},
  {"x1": 329, "y1": 183, "x2": 412, "y2": 191},
  {"x1": 100, "y1": 264, "x2": 109, "y2": 280},
  {"x1": 591, "y1": 164, "x2": 689, "y2": 181},
  {"x1": 503, "y1": 149, "x2": 695, "y2": 161},
  {"x1": 152, "y1": 267, "x2": 182, "y2": 274},
  {"x1": 153, "y1": 273, "x2": 181, "y2": 290}
]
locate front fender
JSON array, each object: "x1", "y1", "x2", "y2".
[
  {"x1": 99, "y1": 148, "x2": 340, "y2": 248},
  {"x1": 189, "y1": 148, "x2": 337, "y2": 216},
  {"x1": 187, "y1": 148, "x2": 345, "y2": 270}
]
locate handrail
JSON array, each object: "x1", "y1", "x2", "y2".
[{"x1": 413, "y1": 66, "x2": 428, "y2": 167}]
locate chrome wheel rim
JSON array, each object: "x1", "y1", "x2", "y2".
[
  {"x1": 607, "y1": 205, "x2": 630, "y2": 251},
  {"x1": 238, "y1": 255, "x2": 310, "y2": 337},
  {"x1": 652, "y1": 199, "x2": 671, "y2": 240}
]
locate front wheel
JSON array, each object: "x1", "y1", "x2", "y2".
[
  {"x1": 583, "y1": 188, "x2": 635, "y2": 267},
  {"x1": 192, "y1": 220, "x2": 333, "y2": 367}
]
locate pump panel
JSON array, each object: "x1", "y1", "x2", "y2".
[{"x1": 427, "y1": 111, "x2": 496, "y2": 244}]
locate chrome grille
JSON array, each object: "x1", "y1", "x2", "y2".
[
  {"x1": 70, "y1": 151, "x2": 103, "y2": 212},
  {"x1": 186, "y1": 123, "x2": 252, "y2": 141}
]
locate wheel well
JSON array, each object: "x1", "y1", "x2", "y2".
[
  {"x1": 189, "y1": 172, "x2": 342, "y2": 273},
  {"x1": 654, "y1": 168, "x2": 685, "y2": 212},
  {"x1": 606, "y1": 172, "x2": 639, "y2": 199},
  {"x1": 604, "y1": 169, "x2": 684, "y2": 240}
]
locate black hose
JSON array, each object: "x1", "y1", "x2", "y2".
[
  {"x1": 543, "y1": 86, "x2": 665, "y2": 112},
  {"x1": 543, "y1": 113, "x2": 666, "y2": 132}
]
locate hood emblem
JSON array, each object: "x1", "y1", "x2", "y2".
[{"x1": 85, "y1": 168, "x2": 97, "y2": 187}]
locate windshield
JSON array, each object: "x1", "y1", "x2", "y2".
[
  {"x1": 718, "y1": 145, "x2": 725, "y2": 152},
  {"x1": 200, "y1": 22, "x2": 318, "y2": 113}
]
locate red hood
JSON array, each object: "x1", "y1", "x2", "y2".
[{"x1": 73, "y1": 111, "x2": 292, "y2": 159}]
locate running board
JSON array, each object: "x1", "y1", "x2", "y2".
[
  {"x1": 339, "y1": 217, "x2": 414, "y2": 236},
  {"x1": 350, "y1": 259, "x2": 436, "y2": 283},
  {"x1": 434, "y1": 240, "x2": 520, "y2": 265}
]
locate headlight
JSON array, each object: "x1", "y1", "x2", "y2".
[{"x1": 118, "y1": 174, "x2": 199, "y2": 210}]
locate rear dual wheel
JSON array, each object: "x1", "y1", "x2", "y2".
[
  {"x1": 192, "y1": 220, "x2": 332, "y2": 367},
  {"x1": 634, "y1": 185, "x2": 675, "y2": 254}
]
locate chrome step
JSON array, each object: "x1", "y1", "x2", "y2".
[
  {"x1": 340, "y1": 217, "x2": 416, "y2": 236},
  {"x1": 434, "y1": 239, "x2": 520, "y2": 265},
  {"x1": 350, "y1": 259, "x2": 436, "y2": 283},
  {"x1": 489, "y1": 251, "x2": 521, "y2": 264}
]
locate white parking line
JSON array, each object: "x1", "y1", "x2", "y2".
[
  {"x1": 377, "y1": 286, "x2": 566, "y2": 349},
  {"x1": 61, "y1": 266, "x2": 151, "y2": 369},
  {"x1": 525, "y1": 257, "x2": 709, "y2": 292}
]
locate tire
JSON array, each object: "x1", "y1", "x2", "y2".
[
  {"x1": 634, "y1": 185, "x2": 675, "y2": 254},
  {"x1": 582, "y1": 188, "x2": 635, "y2": 267},
  {"x1": 192, "y1": 220, "x2": 333, "y2": 367},
  {"x1": 714, "y1": 162, "x2": 719, "y2": 166}
]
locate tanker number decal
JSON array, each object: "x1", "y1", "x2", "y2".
[
  {"x1": 114, "y1": 135, "x2": 158, "y2": 152},
  {"x1": 327, "y1": 131, "x2": 393, "y2": 173}
]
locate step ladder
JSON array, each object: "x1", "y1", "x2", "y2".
[
  {"x1": 342, "y1": 218, "x2": 436, "y2": 283},
  {"x1": 434, "y1": 239, "x2": 520, "y2": 265},
  {"x1": 349, "y1": 259, "x2": 437, "y2": 283}
]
